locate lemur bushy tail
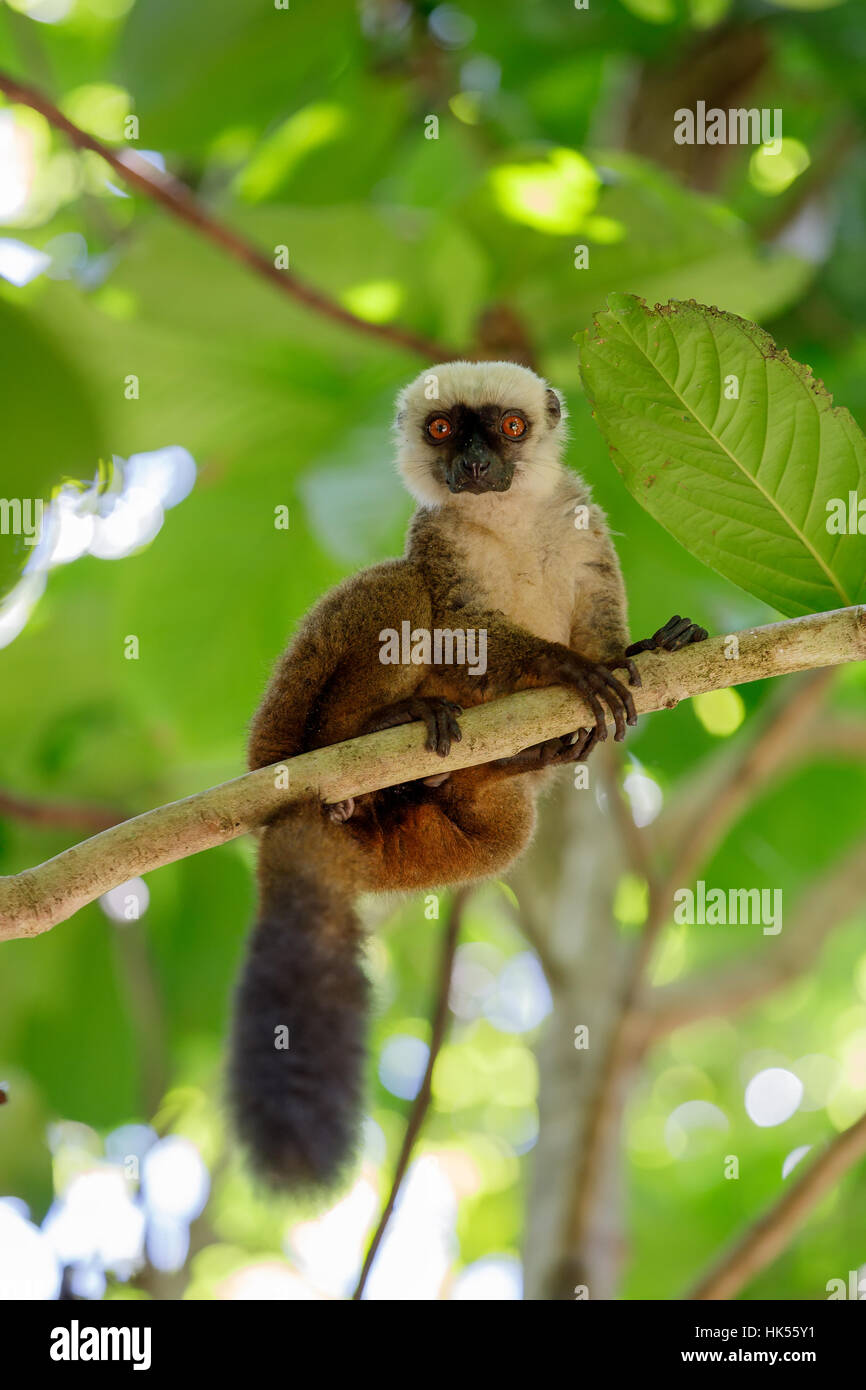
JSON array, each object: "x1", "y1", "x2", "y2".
[{"x1": 228, "y1": 807, "x2": 369, "y2": 1189}]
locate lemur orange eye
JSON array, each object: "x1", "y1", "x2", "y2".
[
  {"x1": 427, "y1": 416, "x2": 453, "y2": 441},
  {"x1": 501, "y1": 413, "x2": 527, "y2": 438}
]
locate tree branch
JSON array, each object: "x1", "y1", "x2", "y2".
[
  {"x1": 500, "y1": 890, "x2": 565, "y2": 989},
  {"x1": 352, "y1": 887, "x2": 467, "y2": 1300},
  {"x1": 0, "y1": 788, "x2": 124, "y2": 833},
  {"x1": 687, "y1": 1111, "x2": 866, "y2": 1300},
  {"x1": 0, "y1": 69, "x2": 459, "y2": 364},
  {"x1": 809, "y1": 718, "x2": 866, "y2": 761},
  {"x1": 654, "y1": 668, "x2": 836, "y2": 888},
  {"x1": 601, "y1": 741, "x2": 660, "y2": 901},
  {"x1": 0, "y1": 606, "x2": 863, "y2": 943}
]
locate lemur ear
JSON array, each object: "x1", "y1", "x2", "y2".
[{"x1": 545, "y1": 388, "x2": 562, "y2": 423}]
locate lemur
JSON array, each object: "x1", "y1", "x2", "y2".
[{"x1": 229, "y1": 360, "x2": 706, "y2": 1190}]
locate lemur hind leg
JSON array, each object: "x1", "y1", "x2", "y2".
[
  {"x1": 373, "y1": 771, "x2": 536, "y2": 890},
  {"x1": 329, "y1": 764, "x2": 534, "y2": 891},
  {"x1": 327, "y1": 695, "x2": 463, "y2": 822},
  {"x1": 484, "y1": 726, "x2": 599, "y2": 777}
]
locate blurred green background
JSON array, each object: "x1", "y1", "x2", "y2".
[{"x1": 0, "y1": 0, "x2": 865, "y2": 1301}]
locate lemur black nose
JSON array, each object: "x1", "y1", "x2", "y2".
[{"x1": 459, "y1": 454, "x2": 489, "y2": 480}]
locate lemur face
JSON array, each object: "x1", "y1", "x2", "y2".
[
  {"x1": 395, "y1": 361, "x2": 567, "y2": 507},
  {"x1": 422, "y1": 400, "x2": 533, "y2": 495}
]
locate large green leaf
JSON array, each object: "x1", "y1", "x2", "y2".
[{"x1": 579, "y1": 294, "x2": 866, "y2": 616}]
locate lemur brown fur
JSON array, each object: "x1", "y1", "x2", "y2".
[{"x1": 229, "y1": 361, "x2": 706, "y2": 1189}]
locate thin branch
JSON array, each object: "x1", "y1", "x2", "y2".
[
  {"x1": 760, "y1": 120, "x2": 858, "y2": 242},
  {"x1": 500, "y1": 891, "x2": 564, "y2": 988},
  {"x1": 0, "y1": 69, "x2": 459, "y2": 364},
  {"x1": 352, "y1": 887, "x2": 468, "y2": 1300},
  {"x1": 0, "y1": 788, "x2": 123, "y2": 833},
  {"x1": 110, "y1": 920, "x2": 170, "y2": 1119},
  {"x1": 687, "y1": 1111, "x2": 866, "y2": 1300},
  {"x1": 557, "y1": 897, "x2": 664, "y2": 1286},
  {"x1": 646, "y1": 830, "x2": 866, "y2": 1039},
  {"x1": 600, "y1": 741, "x2": 660, "y2": 901},
  {"x1": 809, "y1": 718, "x2": 866, "y2": 761},
  {"x1": 0, "y1": 606, "x2": 863, "y2": 942},
  {"x1": 655, "y1": 667, "x2": 835, "y2": 881}
]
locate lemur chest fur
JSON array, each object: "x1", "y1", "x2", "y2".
[{"x1": 437, "y1": 490, "x2": 607, "y2": 646}]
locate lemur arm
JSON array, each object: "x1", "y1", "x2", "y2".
[
  {"x1": 420, "y1": 604, "x2": 637, "y2": 743},
  {"x1": 567, "y1": 515, "x2": 709, "y2": 681},
  {"x1": 248, "y1": 560, "x2": 434, "y2": 771},
  {"x1": 568, "y1": 516, "x2": 631, "y2": 667}
]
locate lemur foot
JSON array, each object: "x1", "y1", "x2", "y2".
[
  {"x1": 327, "y1": 797, "x2": 355, "y2": 823},
  {"x1": 547, "y1": 652, "x2": 637, "y2": 743},
  {"x1": 362, "y1": 695, "x2": 463, "y2": 757},
  {"x1": 558, "y1": 727, "x2": 600, "y2": 763},
  {"x1": 496, "y1": 726, "x2": 599, "y2": 772},
  {"x1": 624, "y1": 614, "x2": 708, "y2": 658}
]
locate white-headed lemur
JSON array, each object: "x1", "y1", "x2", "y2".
[{"x1": 230, "y1": 361, "x2": 706, "y2": 1189}]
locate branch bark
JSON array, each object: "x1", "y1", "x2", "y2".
[
  {"x1": 1, "y1": 606, "x2": 863, "y2": 942},
  {"x1": 0, "y1": 69, "x2": 458, "y2": 364},
  {"x1": 687, "y1": 1111, "x2": 866, "y2": 1300}
]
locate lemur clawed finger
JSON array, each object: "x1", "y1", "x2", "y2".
[
  {"x1": 624, "y1": 614, "x2": 708, "y2": 657},
  {"x1": 548, "y1": 652, "x2": 637, "y2": 743},
  {"x1": 494, "y1": 727, "x2": 599, "y2": 773},
  {"x1": 361, "y1": 695, "x2": 463, "y2": 756}
]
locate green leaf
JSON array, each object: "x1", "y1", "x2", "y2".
[{"x1": 579, "y1": 294, "x2": 866, "y2": 616}]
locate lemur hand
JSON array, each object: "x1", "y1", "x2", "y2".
[
  {"x1": 548, "y1": 652, "x2": 637, "y2": 743},
  {"x1": 609, "y1": 615, "x2": 708, "y2": 689},
  {"x1": 327, "y1": 696, "x2": 464, "y2": 823},
  {"x1": 361, "y1": 695, "x2": 463, "y2": 756},
  {"x1": 624, "y1": 614, "x2": 708, "y2": 657}
]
